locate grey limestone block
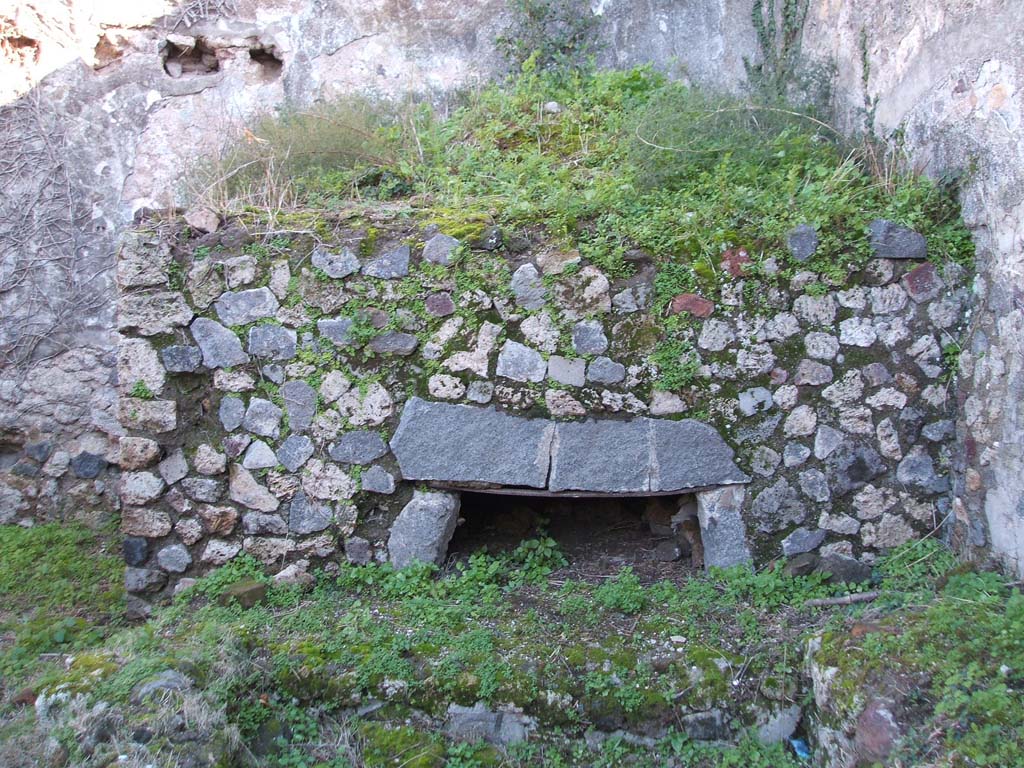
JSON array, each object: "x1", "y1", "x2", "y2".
[
  {"x1": 329, "y1": 431, "x2": 389, "y2": 465},
  {"x1": 311, "y1": 245, "x2": 360, "y2": 278},
  {"x1": 191, "y1": 317, "x2": 249, "y2": 369},
  {"x1": 388, "y1": 490, "x2": 461, "y2": 568},
  {"x1": 363, "y1": 244, "x2": 410, "y2": 278},
  {"x1": 696, "y1": 486, "x2": 752, "y2": 570},
  {"x1": 214, "y1": 287, "x2": 279, "y2": 326}
]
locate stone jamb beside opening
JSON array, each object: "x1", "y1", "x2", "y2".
[{"x1": 385, "y1": 397, "x2": 753, "y2": 570}]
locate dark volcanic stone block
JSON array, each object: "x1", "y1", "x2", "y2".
[{"x1": 390, "y1": 397, "x2": 553, "y2": 488}]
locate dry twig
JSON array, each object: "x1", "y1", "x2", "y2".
[{"x1": 804, "y1": 591, "x2": 880, "y2": 608}]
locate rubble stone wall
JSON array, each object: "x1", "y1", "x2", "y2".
[
  {"x1": 2, "y1": 0, "x2": 1023, "y2": 578},
  {"x1": 110, "y1": 212, "x2": 964, "y2": 616}
]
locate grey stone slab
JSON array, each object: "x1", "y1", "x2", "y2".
[
  {"x1": 242, "y1": 512, "x2": 287, "y2": 535},
  {"x1": 159, "y1": 449, "x2": 189, "y2": 485},
  {"x1": 814, "y1": 425, "x2": 846, "y2": 460},
  {"x1": 242, "y1": 439, "x2": 278, "y2": 469},
  {"x1": 388, "y1": 490, "x2": 460, "y2": 567},
  {"x1": 361, "y1": 465, "x2": 396, "y2": 494},
  {"x1": 444, "y1": 702, "x2": 533, "y2": 746},
  {"x1": 572, "y1": 320, "x2": 608, "y2": 355},
  {"x1": 869, "y1": 219, "x2": 927, "y2": 260},
  {"x1": 311, "y1": 245, "x2": 359, "y2": 278},
  {"x1": 248, "y1": 324, "x2": 297, "y2": 360},
  {"x1": 214, "y1": 287, "x2": 279, "y2": 326},
  {"x1": 161, "y1": 345, "x2": 203, "y2": 373},
  {"x1": 827, "y1": 444, "x2": 886, "y2": 497},
  {"x1": 650, "y1": 418, "x2": 751, "y2": 492},
  {"x1": 422, "y1": 233, "x2": 460, "y2": 265},
  {"x1": 697, "y1": 486, "x2": 752, "y2": 569},
  {"x1": 392, "y1": 398, "x2": 750, "y2": 495},
  {"x1": 345, "y1": 536, "x2": 372, "y2": 564},
  {"x1": 426, "y1": 292, "x2": 455, "y2": 317},
  {"x1": 125, "y1": 567, "x2": 166, "y2": 594},
  {"x1": 896, "y1": 447, "x2": 950, "y2": 494},
  {"x1": 793, "y1": 360, "x2": 833, "y2": 386},
  {"x1": 496, "y1": 341, "x2": 547, "y2": 382},
  {"x1": 511, "y1": 263, "x2": 546, "y2": 309},
  {"x1": 219, "y1": 396, "x2": 245, "y2": 431},
  {"x1": 363, "y1": 244, "x2": 410, "y2": 278},
  {"x1": 288, "y1": 491, "x2": 333, "y2": 534},
  {"x1": 390, "y1": 397, "x2": 553, "y2": 488},
  {"x1": 243, "y1": 397, "x2": 282, "y2": 439},
  {"x1": 123, "y1": 537, "x2": 148, "y2": 566},
  {"x1": 783, "y1": 442, "x2": 811, "y2": 468},
  {"x1": 71, "y1": 452, "x2": 107, "y2": 479},
  {"x1": 586, "y1": 356, "x2": 625, "y2": 384},
  {"x1": 787, "y1": 224, "x2": 819, "y2": 262},
  {"x1": 369, "y1": 331, "x2": 418, "y2": 356},
  {"x1": 781, "y1": 527, "x2": 826, "y2": 556},
  {"x1": 190, "y1": 317, "x2": 249, "y2": 369},
  {"x1": 548, "y1": 355, "x2": 585, "y2": 387},
  {"x1": 318, "y1": 318, "x2": 355, "y2": 347},
  {"x1": 277, "y1": 435, "x2": 314, "y2": 472},
  {"x1": 922, "y1": 419, "x2": 955, "y2": 442},
  {"x1": 751, "y1": 478, "x2": 806, "y2": 533},
  {"x1": 181, "y1": 477, "x2": 224, "y2": 503},
  {"x1": 281, "y1": 380, "x2": 317, "y2": 432},
  {"x1": 798, "y1": 468, "x2": 830, "y2": 502},
  {"x1": 329, "y1": 431, "x2": 389, "y2": 465},
  {"x1": 548, "y1": 419, "x2": 650, "y2": 493},
  {"x1": 262, "y1": 363, "x2": 285, "y2": 384}
]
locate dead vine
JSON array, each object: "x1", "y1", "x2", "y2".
[{"x1": 0, "y1": 91, "x2": 109, "y2": 371}]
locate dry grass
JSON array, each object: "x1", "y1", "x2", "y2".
[{"x1": 188, "y1": 97, "x2": 411, "y2": 215}]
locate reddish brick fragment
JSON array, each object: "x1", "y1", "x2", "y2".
[
  {"x1": 720, "y1": 248, "x2": 752, "y2": 277},
  {"x1": 669, "y1": 293, "x2": 715, "y2": 318},
  {"x1": 901, "y1": 262, "x2": 942, "y2": 303},
  {"x1": 425, "y1": 292, "x2": 455, "y2": 317}
]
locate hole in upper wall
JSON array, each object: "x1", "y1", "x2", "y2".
[
  {"x1": 162, "y1": 37, "x2": 219, "y2": 78},
  {"x1": 248, "y1": 46, "x2": 283, "y2": 82},
  {"x1": 1, "y1": 33, "x2": 40, "y2": 66},
  {"x1": 93, "y1": 32, "x2": 128, "y2": 69}
]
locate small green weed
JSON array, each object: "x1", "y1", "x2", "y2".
[
  {"x1": 594, "y1": 567, "x2": 647, "y2": 614},
  {"x1": 129, "y1": 379, "x2": 155, "y2": 399}
]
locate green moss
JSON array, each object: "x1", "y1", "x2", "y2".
[
  {"x1": 359, "y1": 723, "x2": 445, "y2": 768},
  {"x1": 0, "y1": 523, "x2": 123, "y2": 680}
]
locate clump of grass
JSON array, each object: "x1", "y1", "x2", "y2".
[
  {"x1": 195, "y1": 66, "x2": 974, "y2": 290},
  {"x1": 0, "y1": 523, "x2": 123, "y2": 679},
  {"x1": 193, "y1": 97, "x2": 412, "y2": 211}
]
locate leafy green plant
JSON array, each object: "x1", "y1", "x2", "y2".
[
  {"x1": 594, "y1": 567, "x2": 647, "y2": 614},
  {"x1": 507, "y1": 536, "x2": 568, "y2": 586},
  {"x1": 876, "y1": 538, "x2": 958, "y2": 598},
  {"x1": 745, "y1": 0, "x2": 810, "y2": 98},
  {"x1": 496, "y1": 0, "x2": 600, "y2": 75},
  {"x1": 129, "y1": 379, "x2": 155, "y2": 399},
  {"x1": 651, "y1": 338, "x2": 700, "y2": 390}
]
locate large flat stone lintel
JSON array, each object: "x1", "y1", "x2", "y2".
[
  {"x1": 389, "y1": 397, "x2": 554, "y2": 489},
  {"x1": 391, "y1": 398, "x2": 750, "y2": 494},
  {"x1": 548, "y1": 418, "x2": 650, "y2": 493}
]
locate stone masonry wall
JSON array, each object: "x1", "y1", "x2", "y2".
[
  {"x1": 797, "y1": 0, "x2": 1024, "y2": 577},
  {"x1": 112, "y1": 210, "x2": 965, "y2": 616},
  {"x1": 4, "y1": 0, "x2": 1022, "y2": 580}
]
